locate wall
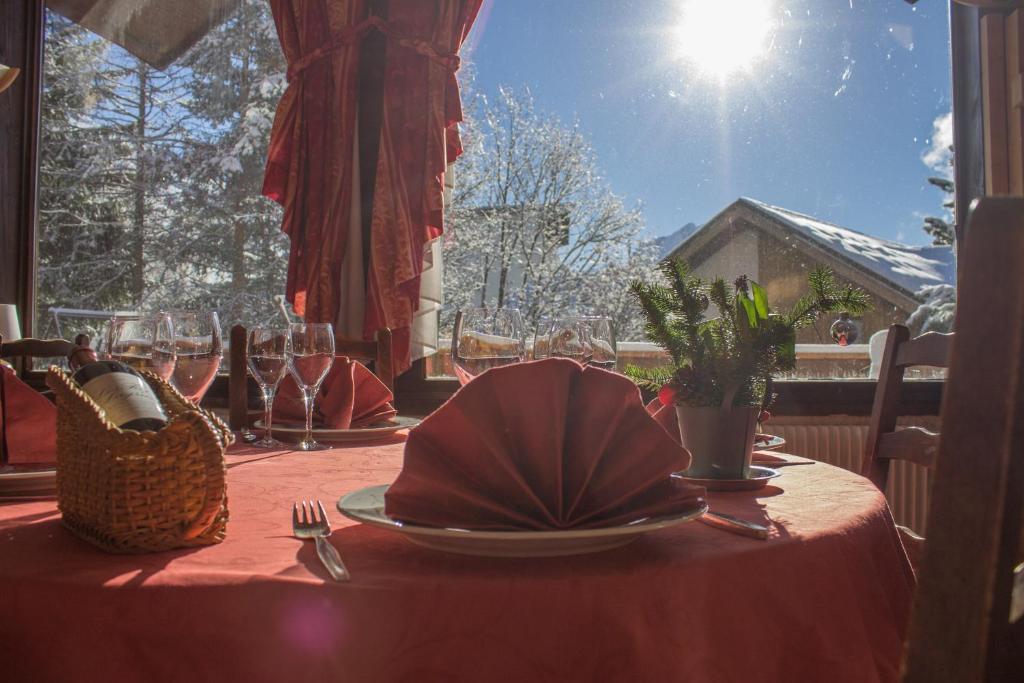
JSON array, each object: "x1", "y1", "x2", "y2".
[{"x1": 755, "y1": 225, "x2": 912, "y2": 344}]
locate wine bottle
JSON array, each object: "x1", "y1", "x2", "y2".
[
  {"x1": 67, "y1": 345, "x2": 97, "y2": 371},
  {"x1": 72, "y1": 360, "x2": 169, "y2": 431}
]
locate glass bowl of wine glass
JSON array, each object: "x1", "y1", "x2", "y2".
[{"x1": 451, "y1": 307, "x2": 526, "y2": 385}]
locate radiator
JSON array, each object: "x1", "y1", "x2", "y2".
[{"x1": 764, "y1": 416, "x2": 936, "y2": 534}]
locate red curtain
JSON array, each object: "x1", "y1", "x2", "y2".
[
  {"x1": 263, "y1": 0, "x2": 368, "y2": 323},
  {"x1": 263, "y1": 0, "x2": 482, "y2": 375}
]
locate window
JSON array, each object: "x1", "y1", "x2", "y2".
[
  {"x1": 35, "y1": 0, "x2": 287, "y2": 344},
  {"x1": 32, "y1": 1, "x2": 954, "y2": 387},
  {"x1": 429, "y1": 0, "x2": 954, "y2": 380}
]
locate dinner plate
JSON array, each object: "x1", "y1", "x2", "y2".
[
  {"x1": 254, "y1": 415, "x2": 420, "y2": 443},
  {"x1": 754, "y1": 434, "x2": 786, "y2": 451},
  {"x1": 675, "y1": 465, "x2": 781, "y2": 492},
  {"x1": 338, "y1": 484, "x2": 709, "y2": 558},
  {"x1": 0, "y1": 465, "x2": 57, "y2": 499}
]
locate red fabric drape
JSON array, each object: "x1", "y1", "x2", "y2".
[
  {"x1": 263, "y1": 0, "x2": 482, "y2": 375},
  {"x1": 263, "y1": 0, "x2": 367, "y2": 324},
  {"x1": 363, "y1": 0, "x2": 482, "y2": 374}
]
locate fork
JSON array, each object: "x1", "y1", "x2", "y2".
[{"x1": 292, "y1": 500, "x2": 350, "y2": 582}]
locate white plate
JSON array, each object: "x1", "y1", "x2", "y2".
[
  {"x1": 755, "y1": 435, "x2": 786, "y2": 452},
  {"x1": 0, "y1": 466, "x2": 57, "y2": 498},
  {"x1": 338, "y1": 484, "x2": 708, "y2": 558},
  {"x1": 675, "y1": 465, "x2": 781, "y2": 492},
  {"x1": 254, "y1": 415, "x2": 420, "y2": 443}
]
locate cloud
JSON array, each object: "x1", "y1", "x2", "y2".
[{"x1": 922, "y1": 111, "x2": 953, "y2": 176}]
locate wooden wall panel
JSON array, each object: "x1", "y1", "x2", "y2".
[
  {"x1": 1007, "y1": 10, "x2": 1024, "y2": 194},
  {"x1": 982, "y1": 13, "x2": 1011, "y2": 194}
]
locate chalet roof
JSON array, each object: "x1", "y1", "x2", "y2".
[{"x1": 670, "y1": 198, "x2": 956, "y2": 298}]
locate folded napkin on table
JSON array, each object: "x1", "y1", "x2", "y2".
[
  {"x1": 0, "y1": 363, "x2": 57, "y2": 465},
  {"x1": 274, "y1": 357, "x2": 396, "y2": 429},
  {"x1": 385, "y1": 358, "x2": 705, "y2": 531}
]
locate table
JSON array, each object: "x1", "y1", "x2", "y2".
[{"x1": 0, "y1": 440, "x2": 914, "y2": 683}]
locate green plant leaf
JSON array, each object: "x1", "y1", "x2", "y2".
[
  {"x1": 751, "y1": 281, "x2": 769, "y2": 319},
  {"x1": 737, "y1": 293, "x2": 757, "y2": 328}
]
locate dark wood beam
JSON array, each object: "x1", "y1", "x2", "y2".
[
  {"x1": 952, "y1": 2, "x2": 987, "y2": 249},
  {"x1": 0, "y1": 0, "x2": 43, "y2": 335}
]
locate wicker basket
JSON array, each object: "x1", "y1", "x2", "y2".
[{"x1": 45, "y1": 367, "x2": 233, "y2": 553}]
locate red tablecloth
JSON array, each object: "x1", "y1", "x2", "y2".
[{"x1": 0, "y1": 440, "x2": 914, "y2": 683}]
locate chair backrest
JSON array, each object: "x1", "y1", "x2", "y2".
[
  {"x1": 0, "y1": 334, "x2": 90, "y2": 364},
  {"x1": 901, "y1": 197, "x2": 1024, "y2": 682},
  {"x1": 227, "y1": 324, "x2": 394, "y2": 430},
  {"x1": 861, "y1": 325, "x2": 952, "y2": 490}
]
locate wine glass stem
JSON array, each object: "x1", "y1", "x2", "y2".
[
  {"x1": 303, "y1": 387, "x2": 315, "y2": 445},
  {"x1": 262, "y1": 387, "x2": 275, "y2": 441}
]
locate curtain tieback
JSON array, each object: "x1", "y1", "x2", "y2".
[{"x1": 286, "y1": 16, "x2": 461, "y2": 83}]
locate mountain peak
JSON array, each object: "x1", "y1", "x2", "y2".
[{"x1": 656, "y1": 222, "x2": 699, "y2": 258}]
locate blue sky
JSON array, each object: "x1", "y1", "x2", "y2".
[{"x1": 465, "y1": 0, "x2": 952, "y2": 246}]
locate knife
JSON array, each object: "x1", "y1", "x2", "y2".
[{"x1": 698, "y1": 510, "x2": 770, "y2": 540}]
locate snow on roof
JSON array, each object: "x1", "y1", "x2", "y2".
[{"x1": 739, "y1": 198, "x2": 956, "y2": 295}]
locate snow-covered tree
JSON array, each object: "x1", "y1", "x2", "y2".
[
  {"x1": 907, "y1": 112, "x2": 957, "y2": 332},
  {"x1": 920, "y1": 112, "x2": 955, "y2": 247},
  {"x1": 36, "y1": 2, "x2": 288, "y2": 332},
  {"x1": 37, "y1": 13, "x2": 135, "y2": 322},
  {"x1": 907, "y1": 284, "x2": 955, "y2": 334},
  {"x1": 922, "y1": 173, "x2": 954, "y2": 246},
  {"x1": 443, "y1": 86, "x2": 658, "y2": 340},
  {"x1": 169, "y1": 0, "x2": 288, "y2": 327}
]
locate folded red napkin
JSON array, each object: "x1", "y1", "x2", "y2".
[
  {"x1": 385, "y1": 358, "x2": 705, "y2": 531},
  {"x1": 0, "y1": 364, "x2": 57, "y2": 465},
  {"x1": 274, "y1": 358, "x2": 396, "y2": 429}
]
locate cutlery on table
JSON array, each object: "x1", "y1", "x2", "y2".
[
  {"x1": 698, "y1": 510, "x2": 770, "y2": 540},
  {"x1": 293, "y1": 499, "x2": 350, "y2": 582}
]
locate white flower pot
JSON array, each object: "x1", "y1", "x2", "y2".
[{"x1": 675, "y1": 405, "x2": 760, "y2": 479}]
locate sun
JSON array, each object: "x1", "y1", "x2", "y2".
[{"x1": 673, "y1": 0, "x2": 775, "y2": 80}]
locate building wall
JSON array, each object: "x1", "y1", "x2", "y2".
[
  {"x1": 755, "y1": 227, "x2": 912, "y2": 343},
  {"x1": 679, "y1": 218, "x2": 913, "y2": 345},
  {"x1": 689, "y1": 225, "x2": 760, "y2": 285}
]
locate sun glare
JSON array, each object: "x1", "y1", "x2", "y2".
[{"x1": 673, "y1": 0, "x2": 775, "y2": 80}]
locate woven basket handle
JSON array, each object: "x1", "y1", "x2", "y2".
[{"x1": 179, "y1": 413, "x2": 228, "y2": 541}]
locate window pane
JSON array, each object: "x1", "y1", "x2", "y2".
[
  {"x1": 35, "y1": 1, "x2": 287, "y2": 345},
  {"x1": 436, "y1": 0, "x2": 955, "y2": 380}
]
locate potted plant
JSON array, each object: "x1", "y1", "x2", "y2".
[{"x1": 628, "y1": 260, "x2": 871, "y2": 479}]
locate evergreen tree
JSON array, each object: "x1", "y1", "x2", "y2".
[
  {"x1": 36, "y1": 3, "x2": 288, "y2": 333},
  {"x1": 36, "y1": 14, "x2": 135, "y2": 327},
  {"x1": 922, "y1": 172, "x2": 954, "y2": 246},
  {"x1": 173, "y1": 0, "x2": 288, "y2": 327}
]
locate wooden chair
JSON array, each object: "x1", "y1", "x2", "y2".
[
  {"x1": 0, "y1": 334, "x2": 91, "y2": 369},
  {"x1": 861, "y1": 324, "x2": 952, "y2": 567},
  {"x1": 227, "y1": 324, "x2": 394, "y2": 430},
  {"x1": 901, "y1": 197, "x2": 1024, "y2": 682},
  {"x1": 1, "y1": 333, "x2": 91, "y2": 463}
]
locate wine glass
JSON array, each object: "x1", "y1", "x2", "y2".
[
  {"x1": 451, "y1": 307, "x2": 526, "y2": 385},
  {"x1": 169, "y1": 311, "x2": 222, "y2": 403},
  {"x1": 286, "y1": 322, "x2": 335, "y2": 451},
  {"x1": 532, "y1": 317, "x2": 554, "y2": 360},
  {"x1": 584, "y1": 316, "x2": 617, "y2": 371},
  {"x1": 105, "y1": 313, "x2": 176, "y2": 381},
  {"x1": 548, "y1": 316, "x2": 593, "y2": 364},
  {"x1": 246, "y1": 327, "x2": 289, "y2": 449}
]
